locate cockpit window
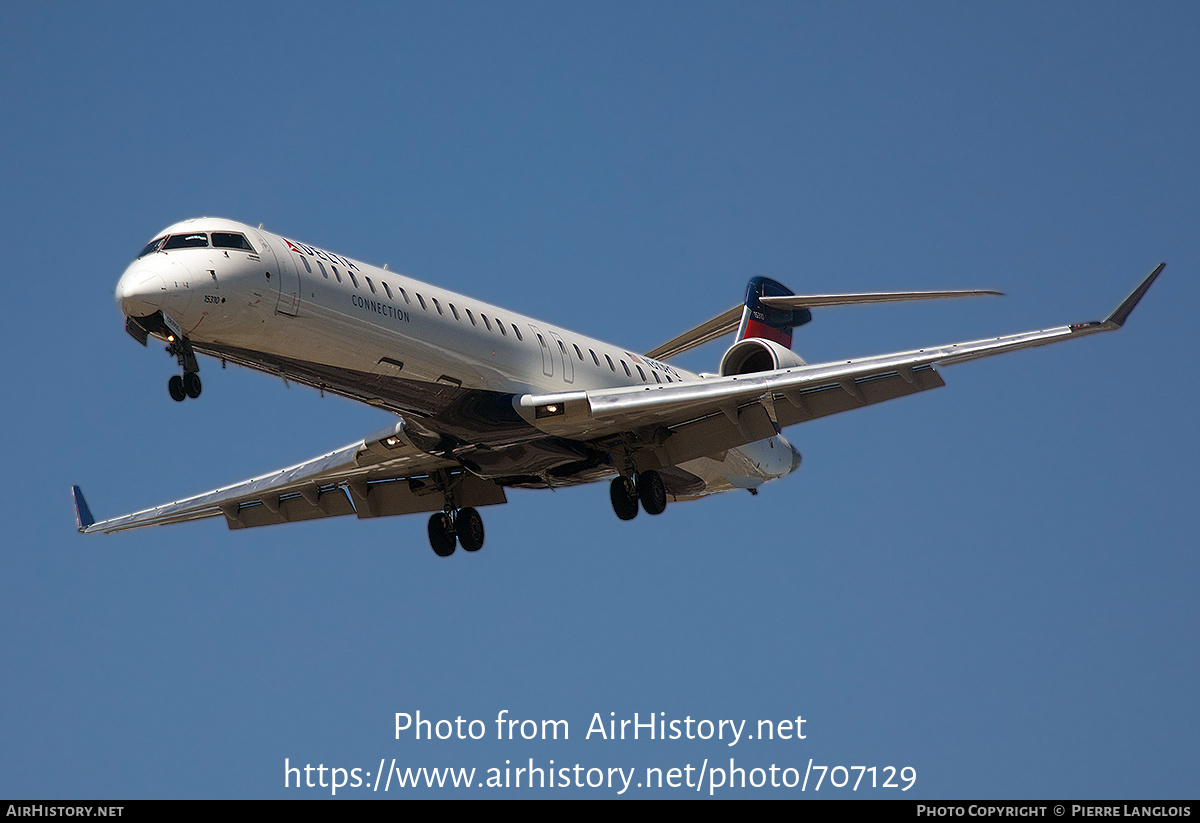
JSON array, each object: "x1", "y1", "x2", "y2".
[
  {"x1": 137, "y1": 236, "x2": 166, "y2": 258},
  {"x1": 162, "y1": 233, "x2": 210, "y2": 250},
  {"x1": 211, "y1": 232, "x2": 254, "y2": 251}
]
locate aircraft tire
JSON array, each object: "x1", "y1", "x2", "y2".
[
  {"x1": 168, "y1": 375, "x2": 186, "y2": 402},
  {"x1": 428, "y1": 512, "x2": 457, "y2": 557},
  {"x1": 610, "y1": 476, "x2": 639, "y2": 521},
  {"x1": 184, "y1": 372, "x2": 202, "y2": 399},
  {"x1": 637, "y1": 470, "x2": 667, "y2": 516},
  {"x1": 455, "y1": 507, "x2": 485, "y2": 552}
]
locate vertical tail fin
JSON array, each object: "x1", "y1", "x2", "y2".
[{"x1": 735, "y1": 276, "x2": 811, "y2": 349}]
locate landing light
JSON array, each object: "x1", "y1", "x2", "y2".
[{"x1": 535, "y1": 403, "x2": 566, "y2": 419}]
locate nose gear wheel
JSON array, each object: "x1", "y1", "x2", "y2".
[
  {"x1": 168, "y1": 375, "x2": 186, "y2": 402},
  {"x1": 165, "y1": 335, "x2": 202, "y2": 401}
]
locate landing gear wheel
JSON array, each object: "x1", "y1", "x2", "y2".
[
  {"x1": 428, "y1": 512, "x2": 457, "y2": 557},
  {"x1": 610, "y1": 476, "x2": 639, "y2": 521},
  {"x1": 637, "y1": 470, "x2": 667, "y2": 515},
  {"x1": 455, "y1": 507, "x2": 485, "y2": 552},
  {"x1": 183, "y1": 372, "x2": 202, "y2": 399},
  {"x1": 168, "y1": 375, "x2": 186, "y2": 402}
]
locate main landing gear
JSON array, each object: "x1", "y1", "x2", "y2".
[
  {"x1": 609, "y1": 470, "x2": 667, "y2": 520},
  {"x1": 427, "y1": 506, "x2": 485, "y2": 557},
  {"x1": 166, "y1": 337, "x2": 201, "y2": 403}
]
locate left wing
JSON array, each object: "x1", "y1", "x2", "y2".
[
  {"x1": 520, "y1": 265, "x2": 1164, "y2": 464},
  {"x1": 74, "y1": 421, "x2": 504, "y2": 534}
]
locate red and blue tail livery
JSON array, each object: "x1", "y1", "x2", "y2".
[{"x1": 735, "y1": 276, "x2": 813, "y2": 349}]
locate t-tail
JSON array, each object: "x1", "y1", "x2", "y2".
[
  {"x1": 735, "y1": 276, "x2": 812, "y2": 349},
  {"x1": 644, "y1": 278, "x2": 1003, "y2": 362}
]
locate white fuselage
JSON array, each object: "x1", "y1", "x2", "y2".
[{"x1": 116, "y1": 218, "x2": 800, "y2": 497}]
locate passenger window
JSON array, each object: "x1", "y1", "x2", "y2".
[
  {"x1": 432, "y1": 298, "x2": 443, "y2": 316},
  {"x1": 450, "y1": 303, "x2": 459, "y2": 320},
  {"x1": 481, "y1": 314, "x2": 492, "y2": 331},
  {"x1": 297, "y1": 255, "x2": 312, "y2": 273},
  {"x1": 621, "y1": 360, "x2": 631, "y2": 377},
  {"x1": 590, "y1": 350, "x2": 600, "y2": 367},
  {"x1": 512, "y1": 324, "x2": 522, "y2": 341},
  {"x1": 653, "y1": 371, "x2": 661, "y2": 383},
  {"x1": 316, "y1": 260, "x2": 327, "y2": 278},
  {"x1": 416, "y1": 294, "x2": 426, "y2": 310},
  {"x1": 498, "y1": 320, "x2": 507, "y2": 336},
  {"x1": 399, "y1": 287, "x2": 410, "y2": 304},
  {"x1": 331, "y1": 265, "x2": 342, "y2": 283},
  {"x1": 466, "y1": 309, "x2": 476, "y2": 326},
  {"x1": 347, "y1": 272, "x2": 359, "y2": 289},
  {"x1": 366, "y1": 277, "x2": 377, "y2": 295},
  {"x1": 573, "y1": 344, "x2": 583, "y2": 361},
  {"x1": 382, "y1": 282, "x2": 393, "y2": 299},
  {"x1": 636, "y1": 365, "x2": 646, "y2": 381},
  {"x1": 605, "y1": 354, "x2": 615, "y2": 371}
]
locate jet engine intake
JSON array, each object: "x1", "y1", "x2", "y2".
[{"x1": 718, "y1": 337, "x2": 806, "y2": 376}]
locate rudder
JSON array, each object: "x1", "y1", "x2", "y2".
[{"x1": 735, "y1": 276, "x2": 811, "y2": 349}]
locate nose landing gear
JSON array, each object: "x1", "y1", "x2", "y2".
[
  {"x1": 165, "y1": 337, "x2": 201, "y2": 402},
  {"x1": 167, "y1": 368, "x2": 202, "y2": 402},
  {"x1": 168, "y1": 371, "x2": 202, "y2": 401}
]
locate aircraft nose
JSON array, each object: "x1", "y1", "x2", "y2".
[{"x1": 115, "y1": 266, "x2": 165, "y2": 318}]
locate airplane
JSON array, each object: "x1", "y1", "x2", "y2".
[{"x1": 72, "y1": 217, "x2": 1164, "y2": 556}]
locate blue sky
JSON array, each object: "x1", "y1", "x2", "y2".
[{"x1": 2, "y1": 2, "x2": 1197, "y2": 798}]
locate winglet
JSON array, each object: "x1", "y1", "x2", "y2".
[
  {"x1": 72, "y1": 486, "x2": 95, "y2": 533},
  {"x1": 1105, "y1": 263, "x2": 1165, "y2": 328}
]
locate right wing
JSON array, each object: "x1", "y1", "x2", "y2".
[
  {"x1": 74, "y1": 421, "x2": 504, "y2": 534},
  {"x1": 523, "y1": 265, "x2": 1165, "y2": 465}
]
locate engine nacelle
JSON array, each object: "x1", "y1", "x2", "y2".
[{"x1": 718, "y1": 337, "x2": 807, "y2": 376}]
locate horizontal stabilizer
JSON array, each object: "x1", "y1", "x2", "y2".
[
  {"x1": 644, "y1": 307, "x2": 742, "y2": 361},
  {"x1": 647, "y1": 287, "x2": 1001, "y2": 361},
  {"x1": 759, "y1": 289, "x2": 1002, "y2": 309}
]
